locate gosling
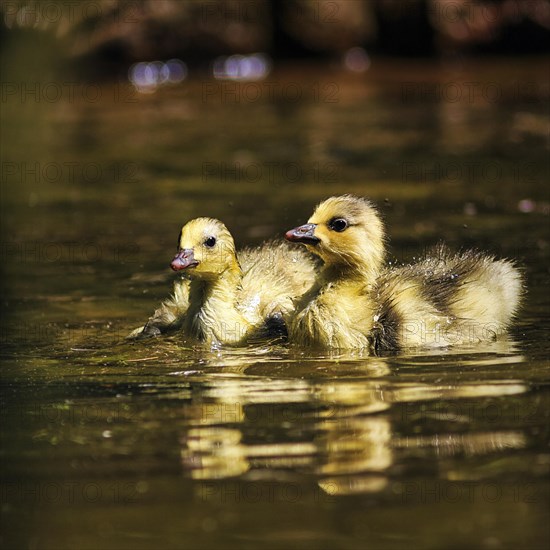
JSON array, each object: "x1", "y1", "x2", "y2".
[
  {"x1": 285, "y1": 195, "x2": 523, "y2": 350},
  {"x1": 129, "y1": 217, "x2": 317, "y2": 346}
]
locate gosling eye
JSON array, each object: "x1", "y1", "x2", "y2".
[
  {"x1": 204, "y1": 236, "x2": 217, "y2": 248},
  {"x1": 329, "y1": 218, "x2": 349, "y2": 232}
]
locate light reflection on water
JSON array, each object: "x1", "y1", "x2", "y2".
[
  {"x1": 171, "y1": 355, "x2": 529, "y2": 489},
  {"x1": 2, "y1": 328, "x2": 548, "y2": 547}
]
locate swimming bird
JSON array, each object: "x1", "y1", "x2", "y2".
[
  {"x1": 129, "y1": 217, "x2": 317, "y2": 346},
  {"x1": 285, "y1": 195, "x2": 523, "y2": 350}
]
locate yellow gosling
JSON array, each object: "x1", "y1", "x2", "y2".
[
  {"x1": 129, "y1": 217, "x2": 317, "y2": 346},
  {"x1": 285, "y1": 195, "x2": 523, "y2": 351}
]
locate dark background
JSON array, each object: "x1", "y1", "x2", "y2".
[{"x1": 1, "y1": 0, "x2": 550, "y2": 80}]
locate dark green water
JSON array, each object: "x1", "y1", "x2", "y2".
[{"x1": 1, "y1": 58, "x2": 549, "y2": 549}]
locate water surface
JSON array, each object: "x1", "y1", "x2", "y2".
[{"x1": 1, "y1": 59, "x2": 549, "y2": 549}]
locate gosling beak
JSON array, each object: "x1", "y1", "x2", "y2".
[
  {"x1": 285, "y1": 223, "x2": 320, "y2": 246},
  {"x1": 171, "y1": 248, "x2": 199, "y2": 271}
]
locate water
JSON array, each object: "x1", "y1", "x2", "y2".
[{"x1": 1, "y1": 58, "x2": 549, "y2": 549}]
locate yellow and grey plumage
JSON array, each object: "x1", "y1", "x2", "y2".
[
  {"x1": 285, "y1": 195, "x2": 523, "y2": 350},
  {"x1": 129, "y1": 217, "x2": 317, "y2": 346}
]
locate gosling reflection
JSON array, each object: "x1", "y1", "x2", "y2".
[
  {"x1": 179, "y1": 369, "x2": 393, "y2": 492},
  {"x1": 178, "y1": 360, "x2": 529, "y2": 494},
  {"x1": 394, "y1": 430, "x2": 526, "y2": 458},
  {"x1": 315, "y1": 415, "x2": 392, "y2": 495},
  {"x1": 181, "y1": 427, "x2": 249, "y2": 479}
]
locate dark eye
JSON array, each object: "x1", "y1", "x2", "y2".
[
  {"x1": 204, "y1": 236, "x2": 216, "y2": 248},
  {"x1": 329, "y1": 218, "x2": 348, "y2": 232}
]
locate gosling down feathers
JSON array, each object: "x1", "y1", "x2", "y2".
[
  {"x1": 285, "y1": 195, "x2": 523, "y2": 350},
  {"x1": 129, "y1": 217, "x2": 317, "y2": 346}
]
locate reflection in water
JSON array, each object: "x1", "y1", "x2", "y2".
[
  {"x1": 316, "y1": 415, "x2": 392, "y2": 494},
  {"x1": 389, "y1": 381, "x2": 527, "y2": 403},
  {"x1": 182, "y1": 427, "x2": 249, "y2": 479},
  {"x1": 394, "y1": 431, "x2": 526, "y2": 458},
  {"x1": 177, "y1": 359, "x2": 530, "y2": 493},
  {"x1": 180, "y1": 376, "x2": 392, "y2": 486}
]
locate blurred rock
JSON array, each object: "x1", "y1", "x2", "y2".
[{"x1": 1, "y1": 0, "x2": 549, "y2": 80}]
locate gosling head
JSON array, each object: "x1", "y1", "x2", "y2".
[
  {"x1": 285, "y1": 195, "x2": 385, "y2": 280},
  {"x1": 170, "y1": 218, "x2": 239, "y2": 280}
]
